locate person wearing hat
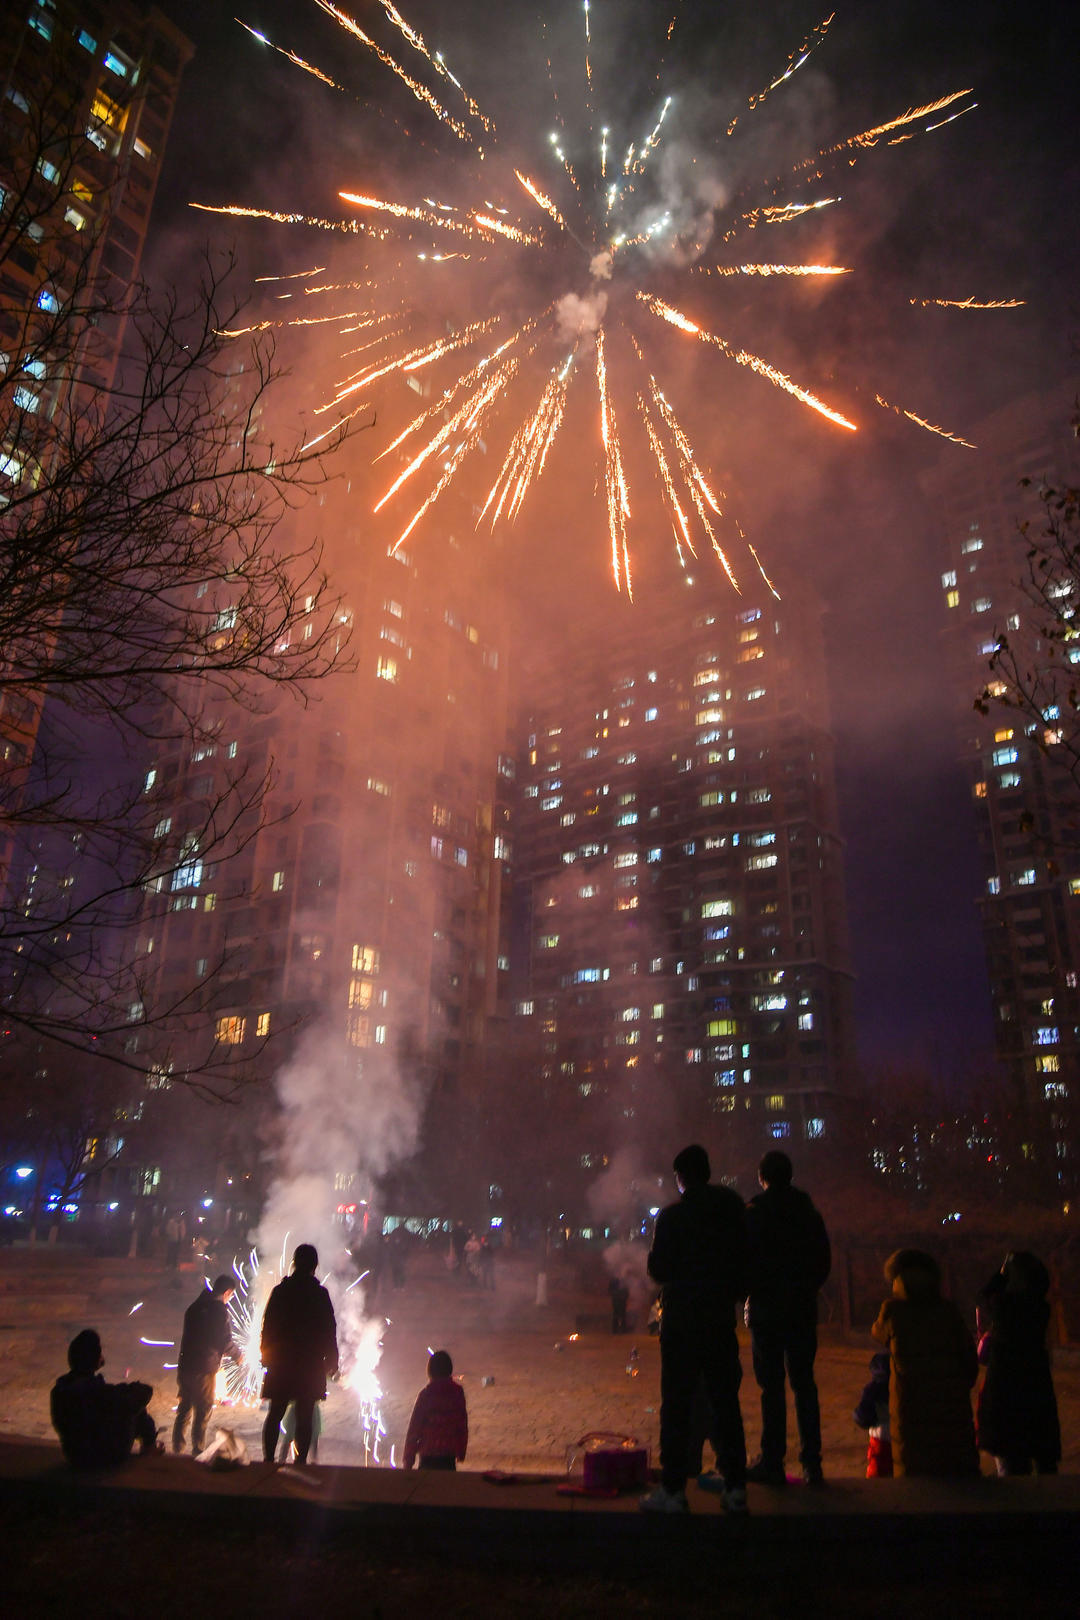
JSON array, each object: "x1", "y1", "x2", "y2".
[{"x1": 173, "y1": 1274, "x2": 240, "y2": 1454}]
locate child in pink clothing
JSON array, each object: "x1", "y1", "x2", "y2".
[{"x1": 403, "y1": 1349, "x2": 468, "y2": 1470}]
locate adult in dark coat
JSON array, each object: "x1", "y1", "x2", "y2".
[
  {"x1": 261, "y1": 1243, "x2": 339, "y2": 1464},
  {"x1": 173, "y1": 1275, "x2": 239, "y2": 1455},
  {"x1": 641, "y1": 1143, "x2": 749, "y2": 1514},
  {"x1": 872, "y1": 1248, "x2": 978, "y2": 1477},
  {"x1": 745, "y1": 1150, "x2": 831, "y2": 1485},
  {"x1": 976, "y1": 1251, "x2": 1061, "y2": 1475},
  {"x1": 51, "y1": 1329, "x2": 158, "y2": 1466}
]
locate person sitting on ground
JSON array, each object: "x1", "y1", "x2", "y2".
[
  {"x1": 403, "y1": 1349, "x2": 468, "y2": 1470},
  {"x1": 871, "y1": 1248, "x2": 978, "y2": 1477},
  {"x1": 975, "y1": 1250, "x2": 1061, "y2": 1477},
  {"x1": 50, "y1": 1329, "x2": 159, "y2": 1467}
]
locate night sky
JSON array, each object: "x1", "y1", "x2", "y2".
[{"x1": 148, "y1": 0, "x2": 1078, "y2": 1087}]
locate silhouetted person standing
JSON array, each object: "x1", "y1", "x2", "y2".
[
  {"x1": 261, "y1": 1243, "x2": 339, "y2": 1465},
  {"x1": 173, "y1": 1275, "x2": 239, "y2": 1455},
  {"x1": 641, "y1": 1144, "x2": 749, "y2": 1515},
  {"x1": 745, "y1": 1150, "x2": 831, "y2": 1486}
]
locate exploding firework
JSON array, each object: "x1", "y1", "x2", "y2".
[{"x1": 203, "y1": 3, "x2": 1019, "y2": 596}]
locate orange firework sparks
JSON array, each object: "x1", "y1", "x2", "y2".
[
  {"x1": 695, "y1": 262, "x2": 852, "y2": 278},
  {"x1": 313, "y1": 0, "x2": 473, "y2": 144},
  {"x1": 874, "y1": 394, "x2": 976, "y2": 449},
  {"x1": 910, "y1": 296, "x2": 1025, "y2": 309},
  {"x1": 235, "y1": 18, "x2": 344, "y2": 90},
  {"x1": 742, "y1": 12, "x2": 835, "y2": 119},
  {"x1": 639, "y1": 294, "x2": 858, "y2": 432},
  {"x1": 596, "y1": 329, "x2": 632, "y2": 597},
  {"x1": 376, "y1": 0, "x2": 493, "y2": 132},
  {"x1": 204, "y1": 4, "x2": 1006, "y2": 594},
  {"x1": 799, "y1": 88, "x2": 974, "y2": 171},
  {"x1": 515, "y1": 170, "x2": 568, "y2": 233}
]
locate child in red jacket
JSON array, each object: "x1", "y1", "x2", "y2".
[{"x1": 403, "y1": 1349, "x2": 468, "y2": 1470}]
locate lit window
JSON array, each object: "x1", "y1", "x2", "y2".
[
  {"x1": 961, "y1": 535, "x2": 983, "y2": 553},
  {"x1": 1033, "y1": 1027, "x2": 1059, "y2": 1047},
  {"x1": 37, "y1": 287, "x2": 59, "y2": 313},
  {"x1": 766, "y1": 1094, "x2": 785, "y2": 1111},
  {"x1": 702, "y1": 900, "x2": 733, "y2": 918},
  {"x1": 90, "y1": 87, "x2": 125, "y2": 133},
  {"x1": 807, "y1": 1118, "x2": 826, "y2": 1139},
  {"x1": 986, "y1": 876, "x2": 1000, "y2": 895},
  {"x1": 271, "y1": 870, "x2": 285, "y2": 892},
  {"x1": 376, "y1": 654, "x2": 397, "y2": 681},
  {"x1": 972, "y1": 596, "x2": 992, "y2": 614},
  {"x1": 992, "y1": 747, "x2": 1018, "y2": 766},
  {"x1": 133, "y1": 136, "x2": 154, "y2": 161},
  {"x1": 349, "y1": 978, "x2": 373, "y2": 1010},
  {"x1": 941, "y1": 570, "x2": 957, "y2": 589},
  {"x1": 353, "y1": 944, "x2": 379, "y2": 974},
  {"x1": 29, "y1": 3, "x2": 53, "y2": 40},
  {"x1": 644, "y1": 708, "x2": 658, "y2": 721},
  {"x1": 746, "y1": 853, "x2": 778, "y2": 870},
  {"x1": 103, "y1": 50, "x2": 132, "y2": 80},
  {"x1": 770, "y1": 1122, "x2": 791, "y2": 1139},
  {"x1": 1013, "y1": 868, "x2": 1036, "y2": 887},
  {"x1": 215, "y1": 1015, "x2": 246, "y2": 1045},
  {"x1": 745, "y1": 687, "x2": 766, "y2": 702},
  {"x1": 256, "y1": 1012, "x2": 271, "y2": 1038},
  {"x1": 77, "y1": 28, "x2": 97, "y2": 51},
  {"x1": 798, "y1": 1013, "x2": 814, "y2": 1031},
  {"x1": 708, "y1": 1019, "x2": 736, "y2": 1037},
  {"x1": 538, "y1": 934, "x2": 559, "y2": 949},
  {"x1": 945, "y1": 590, "x2": 960, "y2": 608}
]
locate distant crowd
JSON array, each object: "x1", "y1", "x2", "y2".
[{"x1": 49, "y1": 1148, "x2": 1062, "y2": 1511}]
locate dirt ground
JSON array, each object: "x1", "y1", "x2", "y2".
[{"x1": 2, "y1": 1240, "x2": 1077, "y2": 1475}]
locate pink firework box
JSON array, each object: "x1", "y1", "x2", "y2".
[{"x1": 578, "y1": 1431, "x2": 649, "y2": 1491}]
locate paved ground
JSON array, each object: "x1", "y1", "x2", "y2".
[
  {"x1": 3, "y1": 1244, "x2": 1077, "y2": 1617},
  {"x1": 3, "y1": 1241, "x2": 1076, "y2": 1475}
]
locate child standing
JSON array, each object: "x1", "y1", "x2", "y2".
[
  {"x1": 976, "y1": 1250, "x2": 1061, "y2": 1476},
  {"x1": 403, "y1": 1349, "x2": 468, "y2": 1471},
  {"x1": 871, "y1": 1249, "x2": 978, "y2": 1477},
  {"x1": 853, "y1": 1350, "x2": 893, "y2": 1478}
]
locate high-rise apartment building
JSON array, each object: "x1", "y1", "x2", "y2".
[
  {"x1": 927, "y1": 385, "x2": 1078, "y2": 1192},
  {"x1": 132, "y1": 447, "x2": 516, "y2": 1220},
  {"x1": 508, "y1": 571, "x2": 855, "y2": 1211},
  {"x1": 0, "y1": 1, "x2": 192, "y2": 892}
]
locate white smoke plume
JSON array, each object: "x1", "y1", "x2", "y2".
[
  {"x1": 555, "y1": 286, "x2": 609, "y2": 345},
  {"x1": 251, "y1": 1022, "x2": 424, "y2": 1457}
]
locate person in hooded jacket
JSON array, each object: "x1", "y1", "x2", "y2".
[
  {"x1": 640, "y1": 1143, "x2": 749, "y2": 1515},
  {"x1": 744, "y1": 1150, "x2": 831, "y2": 1486},
  {"x1": 261, "y1": 1243, "x2": 339, "y2": 1465},
  {"x1": 871, "y1": 1248, "x2": 978, "y2": 1477},
  {"x1": 975, "y1": 1249, "x2": 1061, "y2": 1476}
]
